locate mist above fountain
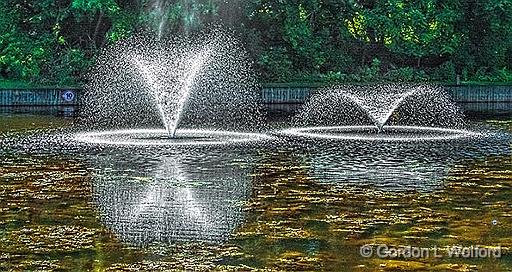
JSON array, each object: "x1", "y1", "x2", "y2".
[
  {"x1": 80, "y1": 28, "x2": 268, "y2": 146},
  {"x1": 284, "y1": 84, "x2": 479, "y2": 141}
]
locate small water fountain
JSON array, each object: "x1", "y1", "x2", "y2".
[{"x1": 282, "y1": 84, "x2": 481, "y2": 141}]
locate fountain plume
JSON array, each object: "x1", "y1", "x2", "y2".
[
  {"x1": 339, "y1": 88, "x2": 421, "y2": 131},
  {"x1": 132, "y1": 48, "x2": 211, "y2": 137}
]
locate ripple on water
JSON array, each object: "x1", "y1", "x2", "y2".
[{"x1": 0, "y1": 117, "x2": 511, "y2": 271}]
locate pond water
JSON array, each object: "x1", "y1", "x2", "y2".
[{"x1": 0, "y1": 112, "x2": 511, "y2": 271}]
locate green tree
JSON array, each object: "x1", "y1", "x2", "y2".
[
  {"x1": 453, "y1": 0, "x2": 512, "y2": 81},
  {"x1": 243, "y1": 0, "x2": 357, "y2": 82},
  {"x1": 0, "y1": 0, "x2": 510, "y2": 84}
]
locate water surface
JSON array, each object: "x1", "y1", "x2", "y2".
[{"x1": 0, "y1": 113, "x2": 511, "y2": 271}]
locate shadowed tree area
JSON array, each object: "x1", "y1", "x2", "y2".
[{"x1": 0, "y1": 0, "x2": 510, "y2": 85}]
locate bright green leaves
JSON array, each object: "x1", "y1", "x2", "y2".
[
  {"x1": 0, "y1": 0, "x2": 107, "y2": 83},
  {"x1": 345, "y1": 12, "x2": 369, "y2": 41},
  {"x1": 356, "y1": 0, "x2": 463, "y2": 58}
]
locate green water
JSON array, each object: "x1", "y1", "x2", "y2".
[{"x1": 0, "y1": 116, "x2": 511, "y2": 271}]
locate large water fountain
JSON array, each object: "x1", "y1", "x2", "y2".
[
  {"x1": 78, "y1": 29, "x2": 270, "y2": 146},
  {"x1": 282, "y1": 84, "x2": 481, "y2": 141}
]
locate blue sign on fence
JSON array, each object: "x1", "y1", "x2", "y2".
[{"x1": 62, "y1": 90, "x2": 76, "y2": 102}]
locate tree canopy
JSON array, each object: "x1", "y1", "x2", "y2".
[{"x1": 0, "y1": 0, "x2": 510, "y2": 85}]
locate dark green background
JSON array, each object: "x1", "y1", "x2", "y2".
[{"x1": 0, "y1": 0, "x2": 510, "y2": 85}]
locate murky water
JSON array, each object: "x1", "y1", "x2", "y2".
[{"x1": 0, "y1": 113, "x2": 511, "y2": 271}]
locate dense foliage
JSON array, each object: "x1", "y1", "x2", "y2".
[{"x1": 0, "y1": 0, "x2": 511, "y2": 85}]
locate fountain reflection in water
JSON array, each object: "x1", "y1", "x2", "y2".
[{"x1": 93, "y1": 153, "x2": 252, "y2": 245}]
